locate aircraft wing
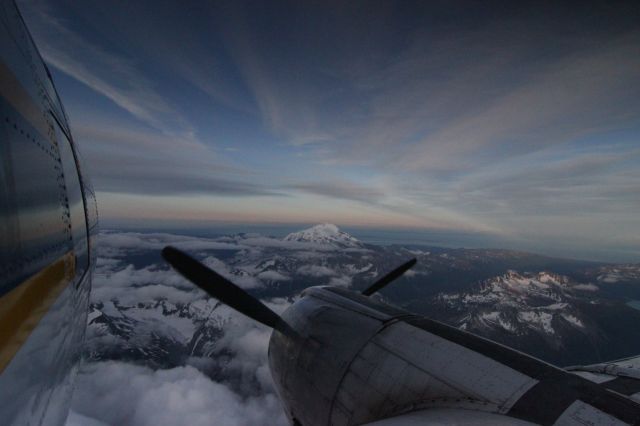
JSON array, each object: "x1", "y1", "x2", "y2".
[
  {"x1": 361, "y1": 408, "x2": 537, "y2": 425},
  {"x1": 567, "y1": 355, "x2": 640, "y2": 403}
]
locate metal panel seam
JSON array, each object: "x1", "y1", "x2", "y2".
[{"x1": 326, "y1": 315, "x2": 418, "y2": 426}]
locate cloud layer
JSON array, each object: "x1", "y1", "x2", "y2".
[
  {"x1": 70, "y1": 362, "x2": 286, "y2": 426},
  {"x1": 72, "y1": 231, "x2": 299, "y2": 425}
]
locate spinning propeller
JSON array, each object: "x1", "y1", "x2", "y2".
[{"x1": 162, "y1": 245, "x2": 416, "y2": 333}]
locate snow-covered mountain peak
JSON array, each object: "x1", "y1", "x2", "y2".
[
  {"x1": 493, "y1": 270, "x2": 568, "y2": 292},
  {"x1": 284, "y1": 223, "x2": 362, "y2": 248},
  {"x1": 436, "y1": 270, "x2": 587, "y2": 338}
]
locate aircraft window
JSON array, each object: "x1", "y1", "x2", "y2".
[{"x1": 54, "y1": 123, "x2": 89, "y2": 280}]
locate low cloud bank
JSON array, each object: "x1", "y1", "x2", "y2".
[
  {"x1": 69, "y1": 362, "x2": 287, "y2": 426},
  {"x1": 69, "y1": 231, "x2": 297, "y2": 425}
]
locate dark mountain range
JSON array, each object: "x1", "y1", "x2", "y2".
[{"x1": 87, "y1": 224, "x2": 640, "y2": 373}]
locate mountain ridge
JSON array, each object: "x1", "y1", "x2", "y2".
[{"x1": 87, "y1": 228, "x2": 640, "y2": 370}]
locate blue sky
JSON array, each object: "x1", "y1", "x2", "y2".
[{"x1": 19, "y1": 0, "x2": 640, "y2": 261}]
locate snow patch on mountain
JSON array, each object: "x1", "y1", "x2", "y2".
[
  {"x1": 562, "y1": 314, "x2": 584, "y2": 328},
  {"x1": 284, "y1": 223, "x2": 363, "y2": 249},
  {"x1": 518, "y1": 311, "x2": 555, "y2": 334},
  {"x1": 479, "y1": 312, "x2": 517, "y2": 332}
]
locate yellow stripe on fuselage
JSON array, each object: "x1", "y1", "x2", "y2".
[
  {"x1": 0, "y1": 60, "x2": 49, "y2": 137},
  {"x1": 0, "y1": 252, "x2": 75, "y2": 373}
]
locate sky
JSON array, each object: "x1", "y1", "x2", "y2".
[{"x1": 18, "y1": 0, "x2": 640, "y2": 261}]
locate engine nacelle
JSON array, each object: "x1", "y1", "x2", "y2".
[
  {"x1": 269, "y1": 287, "x2": 398, "y2": 425},
  {"x1": 268, "y1": 286, "x2": 539, "y2": 426},
  {"x1": 269, "y1": 286, "x2": 640, "y2": 426}
]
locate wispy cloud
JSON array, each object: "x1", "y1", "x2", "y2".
[
  {"x1": 74, "y1": 120, "x2": 277, "y2": 196},
  {"x1": 453, "y1": 148, "x2": 640, "y2": 216},
  {"x1": 396, "y1": 34, "x2": 640, "y2": 172},
  {"x1": 17, "y1": 0, "x2": 640, "y2": 257},
  {"x1": 22, "y1": 1, "x2": 188, "y2": 134},
  {"x1": 291, "y1": 181, "x2": 385, "y2": 204},
  {"x1": 21, "y1": 1, "x2": 280, "y2": 199}
]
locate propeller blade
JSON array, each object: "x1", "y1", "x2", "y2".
[
  {"x1": 162, "y1": 246, "x2": 293, "y2": 336},
  {"x1": 362, "y1": 258, "x2": 417, "y2": 296}
]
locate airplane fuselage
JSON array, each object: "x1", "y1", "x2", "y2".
[{"x1": 0, "y1": 1, "x2": 98, "y2": 424}]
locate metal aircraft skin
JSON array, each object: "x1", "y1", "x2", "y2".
[
  {"x1": 163, "y1": 248, "x2": 640, "y2": 426},
  {"x1": 0, "y1": 0, "x2": 98, "y2": 424},
  {"x1": 1, "y1": 1, "x2": 640, "y2": 425}
]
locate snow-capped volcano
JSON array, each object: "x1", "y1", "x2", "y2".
[{"x1": 284, "y1": 223, "x2": 363, "y2": 248}]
